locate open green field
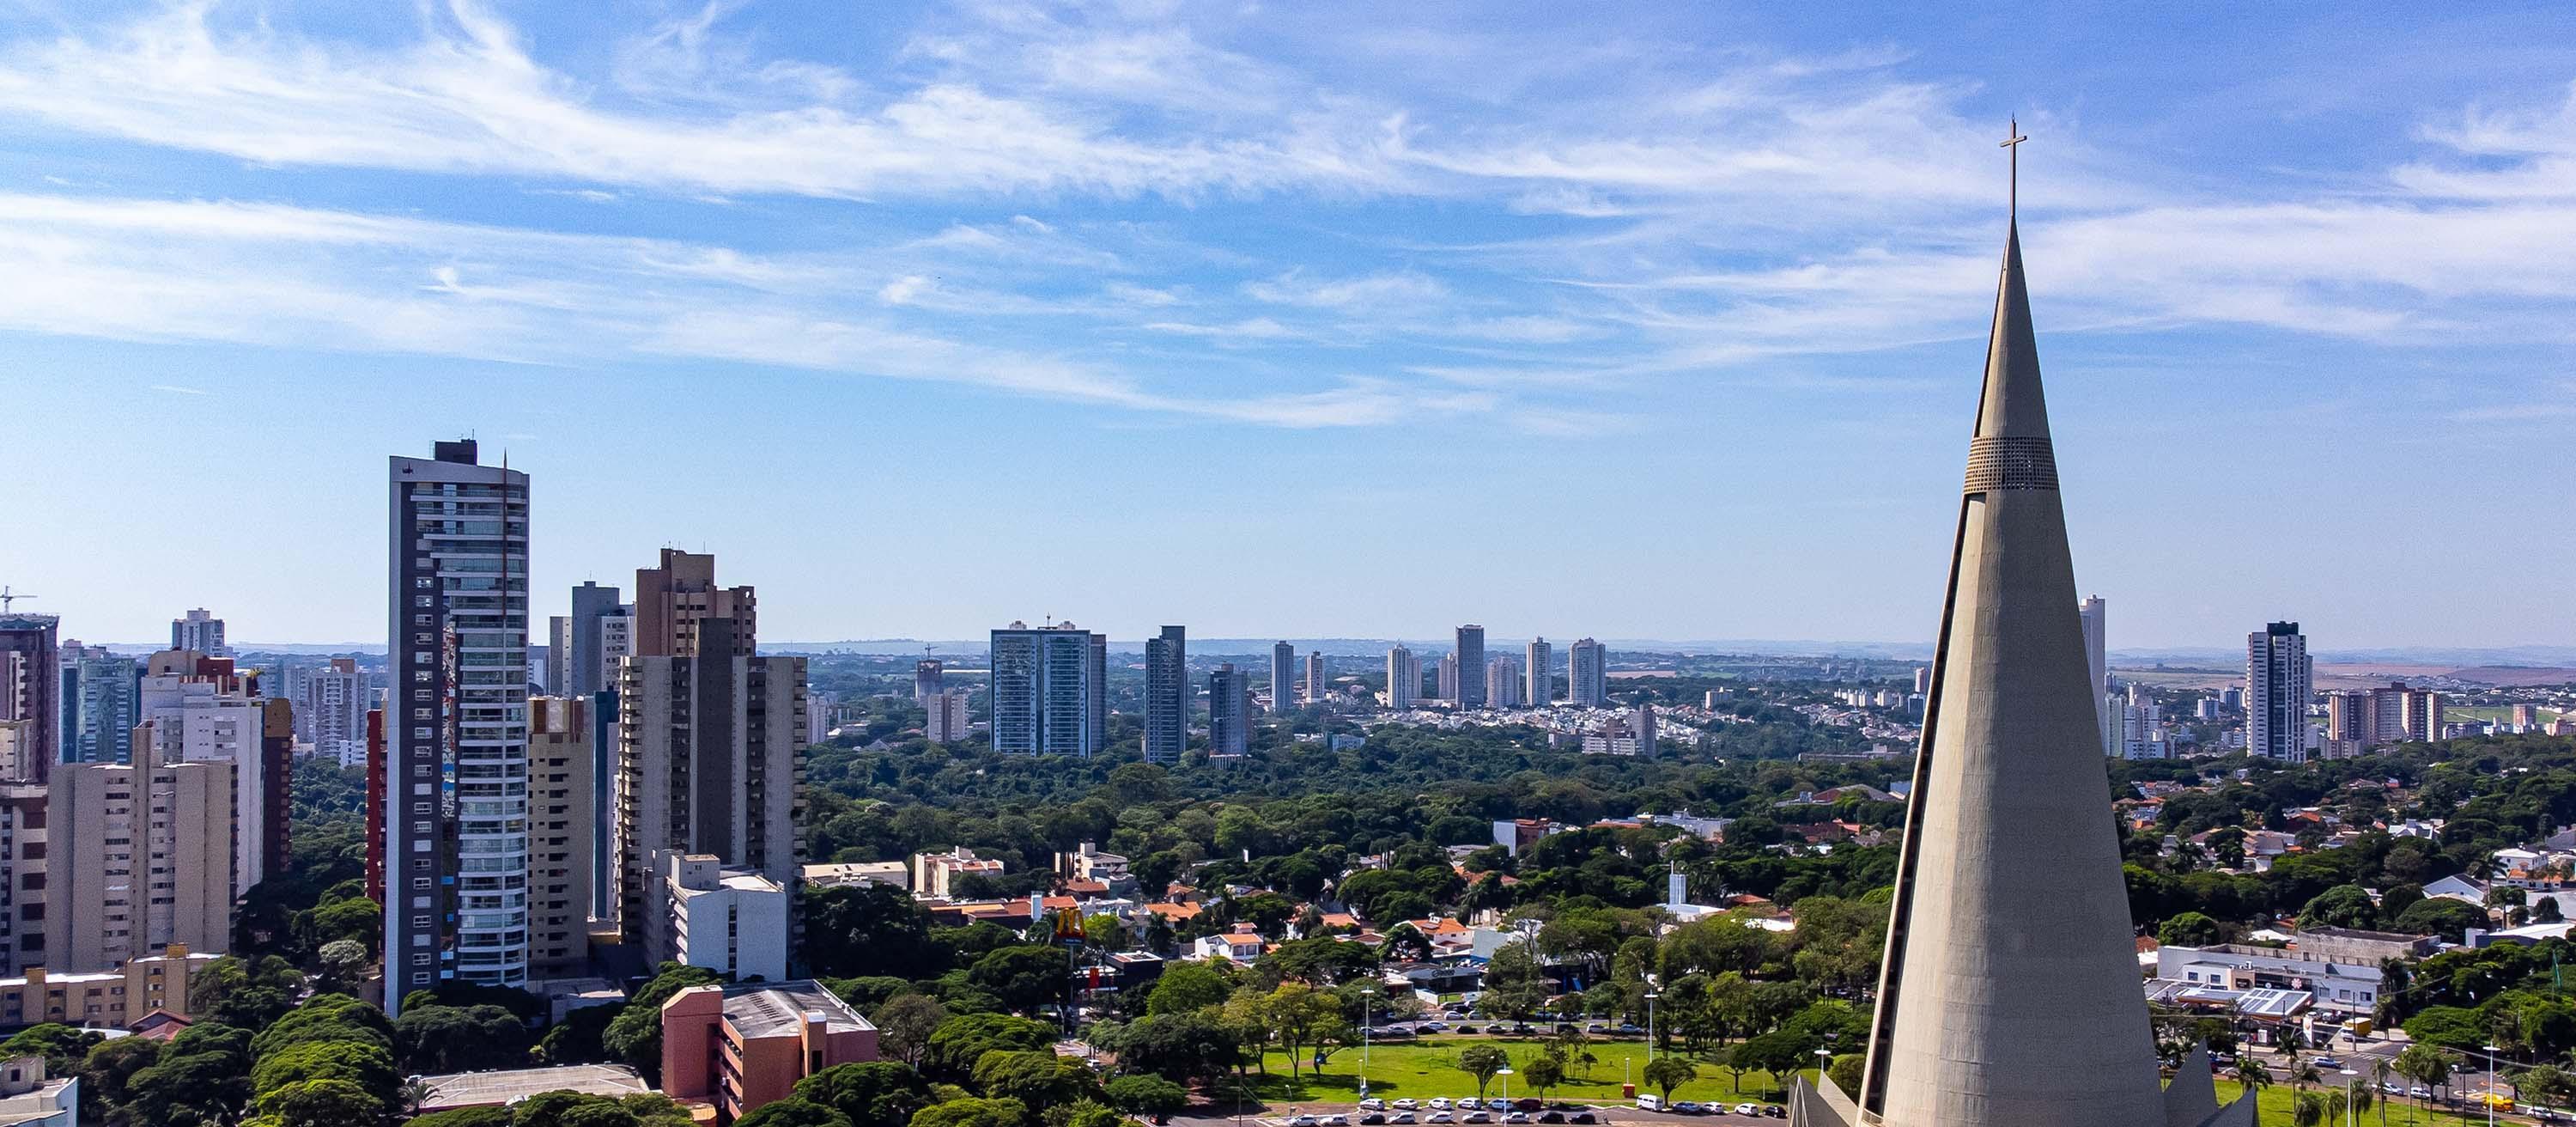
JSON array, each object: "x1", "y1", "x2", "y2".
[
  {"x1": 1253, "y1": 1039, "x2": 1802, "y2": 1106},
  {"x1": 1238, "y1": 1045, "x2": 2536, "y2": 1124}
]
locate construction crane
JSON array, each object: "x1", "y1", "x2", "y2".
[{"x1": 0, "y1": 587, "x2": 34, "y2": 612}]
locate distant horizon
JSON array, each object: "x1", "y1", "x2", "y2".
[
  {"x1": 68, "y1": 635, "x2": 2576, "y2": 670},
  {"x1": 5, "y1": 5, "x2": 2573, "y2": 650}
]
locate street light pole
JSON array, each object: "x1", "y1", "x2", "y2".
[
  {"x1": 1643, "y1": 990, "x2": 1660, "y2": 1062},
  {"x1": 1361, "y1": 989, "x2": 1375, "y2": 1100},
  {"x1": 2337, "y1": 1068, "x2": 2357, "y2": 1127}
]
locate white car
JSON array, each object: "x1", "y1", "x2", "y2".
[
  {"x1": 1427, "y1": 1114, "x2": 1455, "y2": 1124},
  {"x1": 1392, "y1": 1115, "x2": 1419, "y2": 1125},
  {"x1": 1456, "y1": 1100, "x2": 1480, "y2": 1111},
  {"x1": 1291, "y1": 1118, "x2": 1320, "y2": 1127},
  {"x1": 1360, "y1": 1100, "x2": 1387, "y2": 1112},
  {"x1": 1429, "y1": 1100, "x2": 1453, "y2": 1111},
  {"x1": 1325, "y1": 1117, "x2": 1351, "y2": 1126},
  {"x1": 1735, "y1": 1106, "x2": 1761, "y2": 1118},
  {"x1": 1393, "y1": 1100, "x2": 1420, "y2": 1111}
]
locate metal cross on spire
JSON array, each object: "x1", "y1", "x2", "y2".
[{"x1": 2001, "y1": 117, "x2": 2028, "y2": 220}]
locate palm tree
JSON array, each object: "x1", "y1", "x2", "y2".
[
  {"x1": 2370, "y1": 1060, "x2": 2394, "y2": 1127},
  {"x1": 2234, "y1": 1058, "x2": 2273, "y2": 1096},
  {"x1": 2293, "y1": 1091, "x2": 2328, "y2": 1127}
]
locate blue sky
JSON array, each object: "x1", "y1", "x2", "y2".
[{"x1": 1, "y1": 1, "x2": 2571, "y2": 649}]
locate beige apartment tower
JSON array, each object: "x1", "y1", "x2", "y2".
[
  {"x1": 527, "y1": 697, "x2": 595, "y2": 978},
  {"x1": 49, "y1": 732, "x2": 234, "y2": 973},
  {"x1": 613, "y1": 647, "x2": 806, "y2": 940},
  {"x1": 634, "y1": 549, "x2": 756, "y2": 658}
]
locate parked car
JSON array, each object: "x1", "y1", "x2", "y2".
[
  {"x1": 1617, "y1": 1024, "x2": 1642, "y2": 1035},
  {"x1": 1427, "y1": 1114, "x2": 1455, "y2": 1124},
  {"x1": 1464, "y1": 1113, "x2": 1493, "y2": 1124},
  {"x1": 1762, "y1": 1108, "x2": 1786, "y2": 1120},
  {"x1": 1633, "y1": 1096, "x2": 1663, "y2": 1112},
  {"x1": 2411, "y1": 1086, "x2": 2433, "y2": 1099},
  {"x1": 1361, "y1": 1116, "x2": 1387, "y2": 1124},
  {"x1": 1455, "y1": 1100, "x2": 1480, "y2": 1111},
  {"x1": 1392, "y1": 1115, "x2": 1418, "y2": 1124},
  {"x1": 1505, "y1": 1114, "x2": 1530, "y2": 1124},
  {"x1": 1419, "y1": 1022, "x2": 1451, "y2": 1033},
  {"x1": 1325, "y1": 1116, "x2": 1351, "y2": 1126},
  {"x1": 1735, "y1": 1106, "x2": 1763, "y2": 1117},
  {"x1": 1668, "y1": 1103, "x2": 1702, "y2": 1116},
  {"x1": 1291, "y1": 1117, "x2": 1320, "y2": 1127},
  {"x1": 2312, "y1": 1056, "x2": 2343, "y2": 1069},
  {"x1": 1586, "y1": 1022, "x2": 1607, "y2": 1033},
  {"x1": 1455, "y1": 1025, "x2": 1480, "y2": 1035},
  {"x1": 1393, "y1": 1100, "x2": 1420, "y2": 1111},
  {"x1": 1429, "y1": 1100, "x2": 1452, "y2": 1111},
  {"x1": 1570, "y1": 1114, "x2": 1599, "y2": 1124},
  {"x1": 1361, "y1": 1099, "x2": 1387, "y2": 1111},
  {"x1": 1537, "y1": 1113, "x2": 1565, "y2": 1124}
]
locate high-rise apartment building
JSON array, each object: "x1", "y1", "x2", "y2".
[
  {"x1": 926, "y1": 688, "x2": 973, "y2": 744},
  {"x1": 1525, "y1": 638, "x2": 1552, "y2": 706},
  {"x1": 2402, "y1": 688, "x2": 2445, "y2": 744},
  {"x1": 64, "y1": 653, "x2": 137, "y2": 765},
  {"x1": 170, "y1": 609, "x2": 228, "y2": 657},
  {"x1": 566, "y1": 581, "x2": 628, "y2": 699},
  {"x1": 527, "y1": 697, "x2": 593, "y2": 978},
  {"x1": 383, "y1": 439, "x2": 532, "y2": 1011},
  {"x1": 1485, "y1": 656, "x2": 1524, "y2": 709},
  {"x1": 544, "y1": 616, "x2": 573, "y2": 695},
  {"x1": 1436, "y1": 655, "x2": 1460, "y2": 704},
  {"x1": 913, "y1": 660, "x2": 944, "y2": 703},
  {"x1": 2324, "y1": 690, "x2": 2370, "y2": 758},
  {"x1": 0, "y1": 615, "x2": 60, "y2": 783},
  {"x1": 306, "y1": 658, "x2": 371, "y2": 768},
  {"x1": 614, "y1": 576, "x2": 805, "y2": 943},
  {"x1": 635, "y1": 550, "x2": 755, "y2": 658},
  {"x1": 1142, "y1": 627, "x2": 1187, "y2": 765},
  {"x1": 1304, "y1": 651, "x2": 1327, "y2": 705},
  {"x1": 0, "y1": 781, "x2": 44, "y2": 972},
  {"x1": 1454, "y1": 625, "x2": 1487, "y2": 708},
  {"x1": 2080, "y1": 596, "x2": 2112, "y2": 756},
  {"x1": 1385, "y1": 646, "x2": 1419, "y2": 710},
  {"x1": 52, "y1": 738, "x2": 234, "y2": 973},
  {"x1": 2246, "y1": 622, "x2": 2312, "y2": 765},
  {"x1": 987, "y1": 622, "x2": 1107, "y2": 756},
  {"x1": 1568, "y1": 638, "x2": 1607, "y2": 707},
  {"x1": 135, "y1": 651, "x2": 286, "y2": 893},
  {"x1": 1207, "y1": 664, "x2": 1251, "y2": 757},
  {"x1": 1269, "y1": 642, "x2": 1295, "y2": 714}
]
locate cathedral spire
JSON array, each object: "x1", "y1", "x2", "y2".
[{"x1": 1789, "y1": 126, "x2": 2252, "y2": 1127}]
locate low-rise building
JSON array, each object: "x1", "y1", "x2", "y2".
[
  {"x1": 1055, "y1": 842, "x2": 1130, "y2": 888},
  {"x1": 913, "y1": 847, "x2": 1004, "y2": 899},
  {"x1": 655, "y1": 851, "x2": 789, "y2": 983},
  {"x1": 2155, "y1": 943, "x2": 2383, "y2": 1015},
  {"x1": 416, "y1": 1063, "x2": 648, "y2": 1114},
  {"x1": 801, "y1": 862, "x2": 909, "y2": 891},
  {"x1": 2293, "y1": 926, "x2": 2436, "y2": 964},
  {"x1": 661, "y1": 981, "x2": 877, "y2": 1123},
  {"x1": 0, "y1": 946, "x2": 219, "y2": 1028},
  {"x1": 0, "y1": 1056, "x2": 74, "y2": 1127}
]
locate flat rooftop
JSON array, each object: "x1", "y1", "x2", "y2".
[
  {"x1": 721, "y1": 980, "x2": 872, "y2": 1040},
  {"x1": 417, "y1": 1063, "x2": 648, "y2": 1111}
]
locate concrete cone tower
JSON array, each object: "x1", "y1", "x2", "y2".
[{"x1": 1791, "y1": 138, "x2": 2252, "y2": 1127}]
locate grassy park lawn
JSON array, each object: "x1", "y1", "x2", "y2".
[
  {"x1": 1252, "y1": 1039, "x2": 1797, "y2": 1106},
  {"x1": 1240, "y1": 1050, "x2": 2530, "y2": 1124}
]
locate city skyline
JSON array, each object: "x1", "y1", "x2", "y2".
[{"x1": 5, "y1": 4, "x2": 2576, "y2": 650}]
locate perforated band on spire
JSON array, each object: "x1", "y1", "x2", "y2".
[{"x1": 1962, "y1": 436, "x2": 2058, "y2": 493}]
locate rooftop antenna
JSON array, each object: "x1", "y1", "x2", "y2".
[{"x1": 0, "y1": 587, "x2": 34, "y2": 612}]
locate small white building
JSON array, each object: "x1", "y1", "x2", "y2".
[
  {"x1": 659, "y1": 851, "x2": 790, "y2": 983},
  {"x1": 801, "y1": 862, "x2": 910, "y2": 891},
  {"x1": 1190, "y1": 927, "x2": 1266, "y2": 963},
  {"x1": 0, "y1": 1055, "x2": 75, "y2": 1127}
]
